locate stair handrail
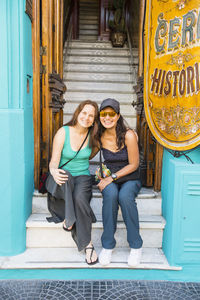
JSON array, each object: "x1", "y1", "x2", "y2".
[
  {"x1": 126, "y1": 27, "x2": 137, "y2": 88},
  {"x1": 63, "y1": 0, "x2": 74, "y2": 61}
]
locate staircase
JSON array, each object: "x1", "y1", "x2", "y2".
[
  {"x1": 79, "y1": 0, "x2": 99, "y2": 41},
  {"x1": 0, "y1": 189, "x2": 180, "y2": 270},
  {"x1": 63, "y1": 40, "x2": 138, "y2": 129},
  {"x1": 0, "y1": 2, "x2": 181, "y2": 271}
]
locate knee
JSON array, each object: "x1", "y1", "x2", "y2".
[
  {"x1": 119, "y1": 194, "x2": 131, "y2": 207},
  {"x1": 74, "y1": 191, "x2": 91, "y2": 208},
  {"x1": 119, "y1": 187, "x2": 136, "y2": 206},
  {"x1": 102, "y1": 186, "x2": 118, "y2": 206}
]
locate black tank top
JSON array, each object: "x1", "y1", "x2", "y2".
[{"x1": 102, "y1": 146, "x2": 140, "y2": 178}]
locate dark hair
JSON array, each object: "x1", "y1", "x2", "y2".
[
  {"x1": 64, "y1": 100, "x2": 99, "y2": 147},
  {"x1": 97, "y1": 114, "x2": 129, "y2": 150}
]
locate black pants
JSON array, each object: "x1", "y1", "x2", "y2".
[{"x1": 46, "y1": 172, "x2": 96, "y2": 251}]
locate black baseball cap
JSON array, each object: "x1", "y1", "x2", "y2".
[{"x1": 100, "y1": 98, "x2": 120, "y2": 114}]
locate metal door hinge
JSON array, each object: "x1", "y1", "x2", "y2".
[
  {"x1": 41, "y1": 65, "x2": 47, "y2": 74},
  {"x1": 148, "y1": 161, "x2": 155, "y2": 169},
  {"x1": 40, "y1": 141, "x2": 47, "y2": 150},
  {"x1": 40, "y1": 46, "x2": 47, "y2": 56}
]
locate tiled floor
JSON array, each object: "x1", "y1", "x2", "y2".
[{"x1": 0, "y1": 280, "x2": 200, "y2": 299}]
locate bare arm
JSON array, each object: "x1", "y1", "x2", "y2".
[
  {"x1": 89, "y1": 142, "x2": 100, "y2": 160},
  {"x1": 49, "y1": 127, "x2": 68, "y2": 185}
]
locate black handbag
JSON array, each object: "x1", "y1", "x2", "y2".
[{"x1": 39, "y1": 129, "x2": 90, "y2": 194}]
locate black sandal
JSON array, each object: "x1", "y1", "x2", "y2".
[
  {"x1": 63, "y1": 221, "x2": 73, "y2": 232},
  {"x1": 85, "y1": 245, "x2": 98, "y2": 265}
]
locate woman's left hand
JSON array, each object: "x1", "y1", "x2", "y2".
[{"x1": 97, "y1": 176, "x2": 113, "y2": 191}]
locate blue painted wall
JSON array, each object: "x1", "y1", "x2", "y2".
[
  {"x1": 0, "y1": 0, "x2": 34, "y2": 255},
  {"x1": 162, "y1": 147, "x2": 200, "y2": 266}
]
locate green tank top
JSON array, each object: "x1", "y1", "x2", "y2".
[{"x1": 59, "y1": 126, "x2": 91, "y2": 176}]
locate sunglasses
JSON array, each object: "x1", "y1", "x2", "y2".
[{"x1": 100, "y1": 111, "x2": 117, "y2": 117}]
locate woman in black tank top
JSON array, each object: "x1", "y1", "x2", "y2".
[{"x1": 96, "y1": 98, "x2": 143, "y2": 267}]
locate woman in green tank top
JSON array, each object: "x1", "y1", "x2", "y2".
[{"x1": 48, "y1": 100, "x2": 99, "y2": 265}]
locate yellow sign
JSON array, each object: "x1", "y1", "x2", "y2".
[{"x1": 144, "y1": 0, "x2": 200, "y2": 150}]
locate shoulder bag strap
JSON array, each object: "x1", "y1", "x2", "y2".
[
  {"x1": 99, "y1": 147, "x2": 103, "y2": 178},
  {"x1": 59, "y1": 128, "x2": 90, "y2": 169}
]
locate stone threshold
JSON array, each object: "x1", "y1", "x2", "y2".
[{"x1": 0, "y1": 248, "x2": 181, "y2": 270}]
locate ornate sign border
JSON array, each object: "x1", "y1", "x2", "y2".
[{"x1": 144, "y1": 0, "x2": 200, "y2": 150}]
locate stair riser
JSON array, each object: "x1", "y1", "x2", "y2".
[
  {"x1": 64, "y1": 64, "x2": 137, "y2": 73},
  {"x1": 26, "y1": 228, "x2": 163, "y2": 248},
  {"x1": 90, "y1": 197, "x2": 162, "y2": 217},
  {"x1": 79, "y1": 7, "x2": 99, "y2": 11},
  {"x1": 64, "y1": 72, "x2": 133, "y2": 82},
  {"x1": 79, "y1": 21, "x2": 100, "y2": 26},
  {"x1": 32, "y1": 196, "x2": 162, "y2": 216},
  {"x1": 80, "y1": 4, "x2": 99, "y2": 8},
  {"x1": 65, "y1": 81, "x2": 133, "y2": 92},
  {"x1": 68, "y1": 49, "x2": 138, "y2": 57},
  {"x1": 79, "y1": 15, "x2": 99, "y2": 20},
  {"x1": 79, "y1": 30, "x2": 99, "y2": 35},
  {"x1": 64, "y1": 91, "x2": 136, "y2": 102},
  {"x1": 79, "y1": 35, "x2": 98, "y2": 40},
  {"x1": 66, "y1": 56, "x2": 135, "y2": 64},
  {"x1": 80, "y1": 25, "x2": 99, "y2": 30},
  {"x1": 69, "y1": 41, "x2": 129, "y2": 49},
  {"x1": 63, "y1": 114, "x2": 136, "y2": 129}
]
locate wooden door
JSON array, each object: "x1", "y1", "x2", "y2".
[
  {"x1": 32, "y1": 0, "x2": 66, "y2": 189},
  {"x1": 135, "y1": 0, "x2": 163, "y2": 191}
]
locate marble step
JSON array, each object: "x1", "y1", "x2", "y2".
[
  {"x1": 67, "y1": 48, "x2": 138, "y2": 57},
  {"x1": 79, "y1": 35, "x2": 98, "y2": 40},
  {"x1": 80, "y1": 0, "x2": 98, "y2": 2},
  {"x1": 0, "y1": 247, "x2": 181, "y2": 270},
  {"x1": 66, "y1": 55, "x2": 135, "y2": 65},
  {"x1": 26, "y1": 213, "x2": 165, "y2": 248},
  {"x1": 79, "y1": 19, "x2": 100, "y2": 25},
  {"x1": 68, "y1": 40, "x2": 128, "y2": 49},
  {"x1": 80, "y1": 4, "x2": 98, "y2": 7},
  {"x1": 79, "y1": 4, "x2": 99, "y2": 8},
  {"x1": 79, "y1": 24, "x2": 99, "y2": 30},
  {"x1": 64, "y1": 71, "x2": 133, "y2": 82},
  {"x1": 64, "y1": 63, "x2": 136, "y2": 73},
  {"x1": 79, "y1": 10, "x2": 99, "y2": 15},
  {"x1": 64, "y1": 81, "x2": 133, "y2": 92},
  {"x1": 79, "y1": 15, "x2": 99, "y2": 21},
  {"x1": 80, "y1": 4, "x2": 99, "y2": 8},
  {"x1": 79, "y1": 8, "x2": 99, "y2": 12},
  {"x1": 63, "y1": 101, "x2": 136, "y2": 116},
  {"x1": 79, "y1": 30, "x2": 99, "y2": 35},
  {"x1": 63, "y1": 91, "x2": 137, "y2": 103},
  {"x1": 32, "y1": 189, "x2": 162, "y2": 216}
]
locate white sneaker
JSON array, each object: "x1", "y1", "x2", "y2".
[
  {"x1": 99, "y1": 248, "x2": 113, "y2": 266},
  {"x1": 128, "y1": 248, "x2": 142, "y2": 267}
]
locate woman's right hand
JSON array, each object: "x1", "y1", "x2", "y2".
[
  {"x1": 51, "y1": 169, "x2": 68, "y2": 186},
  {"x1": 97, "y1": 176, "x2": 113, "y2": 192}
]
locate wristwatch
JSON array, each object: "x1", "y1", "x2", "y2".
[{"x1": 111, "y1": 173, "x2": 118, "y2": 181}]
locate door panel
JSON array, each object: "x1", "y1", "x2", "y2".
[{"x1": 33, "y1": 0, "x2": 66, "y2": 188}]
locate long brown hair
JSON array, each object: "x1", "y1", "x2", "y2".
[{"x1": 65, "y1": 100, "x2": 99, "y2": 147}]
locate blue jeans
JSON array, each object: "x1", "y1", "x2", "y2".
[{"x1": 101, "y1": 180, "x2": 143, "y2": 249}]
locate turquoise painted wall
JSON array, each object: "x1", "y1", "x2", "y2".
[
  {"x1": 162, "y1": 147, "x2": 200, "y2": 266},
  {"x1": 0, "y1": 0, "x2": 34, "y2": 255}
]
